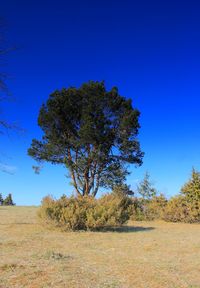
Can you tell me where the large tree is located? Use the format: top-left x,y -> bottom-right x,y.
28,81 -> 143,196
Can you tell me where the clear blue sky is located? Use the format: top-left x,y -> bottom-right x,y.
0,0 -> 200,205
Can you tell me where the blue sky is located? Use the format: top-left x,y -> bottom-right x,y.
0,0 -> 200,205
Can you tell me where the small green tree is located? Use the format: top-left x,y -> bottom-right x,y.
3,193 -> 15,206
137,172 -> 157,200
28,81 -> 143,197
0,193 -> 3,205
181,168 -> 200,203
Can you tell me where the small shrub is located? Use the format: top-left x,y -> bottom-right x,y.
38,193 -> 131,231
44,251 -> 73,260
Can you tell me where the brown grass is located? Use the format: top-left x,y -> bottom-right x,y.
0,206 -> 200,288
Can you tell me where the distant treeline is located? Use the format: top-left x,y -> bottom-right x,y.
0,193 -> 15,206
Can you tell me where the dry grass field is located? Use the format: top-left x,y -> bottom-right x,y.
0,206 -> 200,288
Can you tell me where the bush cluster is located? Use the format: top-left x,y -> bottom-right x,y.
163,196 -> 200,223
129,194 -> 167,221
162,169 -> 200,223
129,193 -> 200,224
38,193 -> 131,231
38,168 -> 200,229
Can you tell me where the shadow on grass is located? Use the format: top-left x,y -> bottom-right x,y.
97,225 -> 155,233
0,222 -> 35,225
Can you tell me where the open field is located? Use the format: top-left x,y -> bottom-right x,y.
0,206 -> 200,288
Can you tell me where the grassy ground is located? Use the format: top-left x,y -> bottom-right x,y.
0,206 -> 200,288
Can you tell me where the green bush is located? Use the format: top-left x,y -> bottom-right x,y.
86,193 -> 131,229
145,194 -> 168,220
162,169 -> 200,223
129,198 -> 146,221
163,196 -> 200,223
181,168 -> 200,202
130,194 -> 167,221
38,193 -> 131,231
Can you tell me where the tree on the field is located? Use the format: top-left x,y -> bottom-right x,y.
181,168 -> 200,203
28,81 -> 143,196
3,193 -> 15,205
137,172 -> 157,200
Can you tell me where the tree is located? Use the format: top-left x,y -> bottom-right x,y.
0,193 -> 3,205
137,172 -> 157,200
181,168 -> 200,203
3,193 -> 15,205
28,81 -> 143,196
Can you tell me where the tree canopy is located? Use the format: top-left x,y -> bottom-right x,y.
28,81 -> 143,196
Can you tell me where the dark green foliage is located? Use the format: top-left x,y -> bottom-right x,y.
3,193 -> 15,206
112,183 -> 134,196
137,172 -> 157,200
38,193 -> 132,231
0,193 -> 3,205
28,81 -> 143,196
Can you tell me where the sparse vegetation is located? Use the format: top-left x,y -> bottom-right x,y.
1,206 -> 200,288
